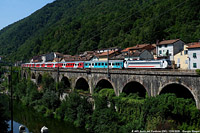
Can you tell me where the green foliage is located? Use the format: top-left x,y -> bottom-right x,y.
54,100 -> 68,120
12,72 -> 60,117
0,0 -> 199,61
196,69 -> 200,75
55,92 -> 93,128
42,89 -> 60,110
0,94 -> 9,133
41,73 -> 56,91
64,92 -> 81,122
88,108 -> 119,133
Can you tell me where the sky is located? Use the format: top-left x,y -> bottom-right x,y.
0,0 -> 55,30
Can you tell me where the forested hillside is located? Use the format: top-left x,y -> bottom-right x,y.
0,0 -> 199,61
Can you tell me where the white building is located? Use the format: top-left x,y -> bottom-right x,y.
187,42 -> 200,70
156,39 -> 185,61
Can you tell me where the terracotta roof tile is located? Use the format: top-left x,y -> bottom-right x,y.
121,44 -> 151,52
121,47 -> 134,52
157,39 -> 180,45
98,50 -> 116,56
187,42 -> 200,49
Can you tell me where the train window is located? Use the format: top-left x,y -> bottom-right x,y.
102,63 -> 104,65
98,63 -> 100,66
95,63 -> 97,66
105,63 -> 108,66
92,63 -> 94,66
109,63 -> 111,65
89,63 -> 91,66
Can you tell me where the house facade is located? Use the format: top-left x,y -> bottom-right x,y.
156,39 -> 185,61
121,44 -> 156,60
98,50 -> 120,61
124,50 -> 154,60
187,42 -> 200,70
174,44 -> 189,69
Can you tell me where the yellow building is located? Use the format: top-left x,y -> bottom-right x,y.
174,44 -> 189,69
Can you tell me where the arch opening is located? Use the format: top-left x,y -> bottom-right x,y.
95,79 -> 113,92
160,83 -> 195,101
31,73 -> 36,79
61,76 -> 70,89
122,81 -> 147,98
23,73 -> 26,79
37,74 -> 42,85
75,78 -> 89,92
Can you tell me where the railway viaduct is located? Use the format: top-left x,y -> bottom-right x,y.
22,68 -> 200,109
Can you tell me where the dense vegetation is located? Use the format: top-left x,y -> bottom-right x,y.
0,94 -> 9,133
1,68 -> 199,132
0,0 -> 199,62
0,67 -> 9,133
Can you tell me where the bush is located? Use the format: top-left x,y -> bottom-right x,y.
196,69 -> 200,75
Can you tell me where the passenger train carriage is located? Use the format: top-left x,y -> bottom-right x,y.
22,61 -> 84,69
84,60 -> 124,69
124,59 -> 171,69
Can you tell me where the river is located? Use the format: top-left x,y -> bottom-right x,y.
8,101 -> 88,133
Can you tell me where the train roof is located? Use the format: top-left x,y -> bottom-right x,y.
85,60 -> 123,63
126,59 -> 168,62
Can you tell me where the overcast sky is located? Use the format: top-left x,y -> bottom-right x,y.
0,0 -> 55,30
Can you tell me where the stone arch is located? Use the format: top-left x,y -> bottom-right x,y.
122,81 -> 147,98
31,73 -> 36,79
159,82 -> 197,106
95,78 -> 115,94
75,77 -> 89,92
37,74 -> 42,85
23,72 -> 26,79
61,76 -> 71,89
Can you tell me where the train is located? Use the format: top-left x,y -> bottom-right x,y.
21,59 -> 171,69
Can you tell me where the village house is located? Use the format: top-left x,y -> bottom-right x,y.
45,52 -> 63,62
174,44 -> 191,69
95,47 -> 120,54
187,42 -> 200,70
30,55 -> 42,63
98,50 -> 121,61
156,39 -> 185,61
121,44 -> 155,60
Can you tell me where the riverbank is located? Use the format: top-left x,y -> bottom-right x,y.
8,100 -> 88,133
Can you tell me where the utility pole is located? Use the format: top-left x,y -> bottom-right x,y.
57,58 -> 60,91
107,49 -> 110,79
7,65 -> 13,133
10,65 -> 13,133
